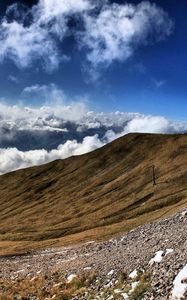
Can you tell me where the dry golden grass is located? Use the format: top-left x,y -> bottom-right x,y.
0,269 -> 151,300
1,133 -> 187,255
0,271 -> 97,300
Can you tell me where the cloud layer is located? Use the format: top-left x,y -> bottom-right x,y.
0,0 -> 173,73
0,135 -> 103,175
0,100 -> 186,175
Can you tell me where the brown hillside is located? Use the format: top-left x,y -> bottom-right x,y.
1,133 -> 187,255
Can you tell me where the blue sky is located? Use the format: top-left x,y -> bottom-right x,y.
0,0 -> 186,120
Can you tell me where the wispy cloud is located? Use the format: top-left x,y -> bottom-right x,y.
80,2 -> 173,69
0,0 -> 92,71
153,79 -> 167,88
21,84 -> 88,121
0,1 -> 173,75
8,75 -> 19,83
22,83 -> 66,104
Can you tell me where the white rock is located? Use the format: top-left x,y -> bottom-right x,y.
104,280 -> 113,288
122,293 -> 129,299
170,263 -> 187,300
107,296 -> 114,300
129,269 -> 138,279
66,274 -> 77,283
107,269 -> 114,276
149,250 -> 164,265
15,269 -> 25,274
84,266 -> 92,270
30,276 -> 37,282
181,210 -> 187,217
166,248 -> 174,255
114,288 -> 122,294
131,281 -> 139,292
53,282 -> 62,288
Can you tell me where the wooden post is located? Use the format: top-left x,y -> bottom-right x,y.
152,165 -> 156,186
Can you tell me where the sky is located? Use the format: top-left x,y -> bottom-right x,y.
0,0 -> 186,118
0,0 -> 187,174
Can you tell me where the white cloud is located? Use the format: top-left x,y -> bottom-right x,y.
0,20 -> 60,71
0,135 -> 103,174
0,0 -> 173,72
8,75 -> 19,83
123,115 -> 172,134
80,1 -> 173,70
0,99 -> 185,135
103,115 -> 183,144
153,79 -> 166,88
37,0 -> 93,27
22,84 -> 88,121
0,102 -> 88,128
22,83 -> 66,104
23,84 -> 50,94
0,0 -> 92,70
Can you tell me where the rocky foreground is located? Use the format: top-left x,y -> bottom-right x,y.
0,209 -> 187,300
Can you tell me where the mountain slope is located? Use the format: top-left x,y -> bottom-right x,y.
1,133 -> 187,254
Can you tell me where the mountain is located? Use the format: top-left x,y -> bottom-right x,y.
1,133 -> 187,255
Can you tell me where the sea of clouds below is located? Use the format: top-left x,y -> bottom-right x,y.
0,103 -> 186,175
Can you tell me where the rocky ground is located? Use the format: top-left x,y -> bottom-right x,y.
0,208 -> 187,300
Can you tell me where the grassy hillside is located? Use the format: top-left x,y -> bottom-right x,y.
1,133 -> 187,255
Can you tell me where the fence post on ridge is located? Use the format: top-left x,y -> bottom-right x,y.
152,165 -> 156,186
